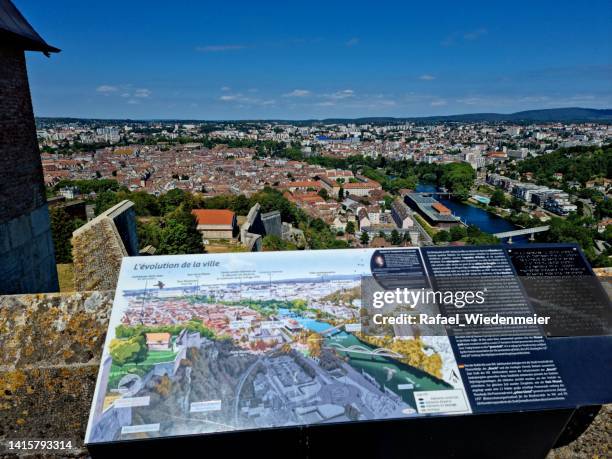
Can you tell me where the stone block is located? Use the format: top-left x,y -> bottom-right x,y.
29,203 -> 51,237
0,291 -> 113,456
0,222 -> 10,253
7,214 -> 32,248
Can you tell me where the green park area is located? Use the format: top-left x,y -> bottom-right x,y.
107,349 -> 178,390
105,319 -> 215,390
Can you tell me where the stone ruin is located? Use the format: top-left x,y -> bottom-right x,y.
239,203 -> 304,251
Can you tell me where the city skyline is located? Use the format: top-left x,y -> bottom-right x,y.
17,0 -> 612,119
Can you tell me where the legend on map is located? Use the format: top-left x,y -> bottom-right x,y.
414,390 -> 470,414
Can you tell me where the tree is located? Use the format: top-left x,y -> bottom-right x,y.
159,188 -> 187,214
109,335 -> 146,366
465,225 -> 499,245
130,191 -> 161,216
390,229 -> 402,245
345,221 -> 356,235
360,231 -> 370,245
137,220 -> 162,249
158,210 -> 204,254
310,218 -> 327,232
318,188 -> 329,200
49,207 -> 84,263
449,225 -> 468,241
489,189 -> 507,208
596,199 -> 612,218
94,190 -> 122,215
510,197 -> 523,212
338,187 -> 345,201
262,235 -> 289,251
54,178 -> 120,195
440,163 -> 476,201
433,230 -> 450,243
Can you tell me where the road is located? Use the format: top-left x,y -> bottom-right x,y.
233,356 -> 262,423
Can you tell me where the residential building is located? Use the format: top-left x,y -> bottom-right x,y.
192,209 -> 237,240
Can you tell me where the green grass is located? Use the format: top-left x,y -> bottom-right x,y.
56,264 -> 75,292
413,213 -> 437,238
475,184 -> 495,195
140,349 -> 177,364
107,350 -> 178,390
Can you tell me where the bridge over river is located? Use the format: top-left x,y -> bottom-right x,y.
493,225 -> 550,242
323,342 -> 404,359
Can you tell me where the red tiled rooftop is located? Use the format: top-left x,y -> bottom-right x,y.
191,209 -> 235,225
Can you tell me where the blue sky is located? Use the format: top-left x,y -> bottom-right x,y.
17,0 -> 612,120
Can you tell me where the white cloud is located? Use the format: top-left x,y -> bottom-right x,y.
97,85 -> 151,100
134,88 -> 151,98
284,89 -> 311,97
196,44 -> 246,52
345,37 -> 360,47
419,74 -> 436,81
221,86 -> 231,91
218,93 -> 273,106
442,27 -> 488,46
464,28 -> 487,41
430,99 -> 447,106
328,89 -> 354,100
127,99 -> 139,105
96,85 -> 118,94
457,97 -> 487,105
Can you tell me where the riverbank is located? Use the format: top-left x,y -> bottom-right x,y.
465,196 -> 512,220
416,183 -> 519,237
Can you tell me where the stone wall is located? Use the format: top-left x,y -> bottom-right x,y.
0,46 -> 47,222
0,291 -> 113,457
71,201 -> 137,292
104,201 -> 139,256
261,211 -> 282,238
0,204 -> 59,295
0,45 -> 59,295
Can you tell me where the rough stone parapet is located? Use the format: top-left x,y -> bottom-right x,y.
0,291 -> 113,457
71,200 -> 138,292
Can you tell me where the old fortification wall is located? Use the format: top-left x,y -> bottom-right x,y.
71,201 -> 137,291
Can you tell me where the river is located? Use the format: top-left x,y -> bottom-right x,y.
415,182 -> 522,239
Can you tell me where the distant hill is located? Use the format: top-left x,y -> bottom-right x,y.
318,108 -> 612,124
36,107 -> 612,125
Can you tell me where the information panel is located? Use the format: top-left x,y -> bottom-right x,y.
85,244 -> 611,445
